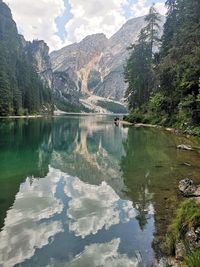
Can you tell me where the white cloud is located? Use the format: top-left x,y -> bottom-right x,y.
65,0 -> 128,43
6,0 -> 66,51
131,0 -> 167,18
4,0 -> 166,52
131,0 -> 149,17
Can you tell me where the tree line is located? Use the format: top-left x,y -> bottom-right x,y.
124,0 -> 200,135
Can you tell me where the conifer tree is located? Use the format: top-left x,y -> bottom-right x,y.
124,5 -> 161,110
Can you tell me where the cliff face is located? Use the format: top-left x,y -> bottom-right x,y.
26,40 -> 53,88
0,0 -> 53,116
50,16 -> 165,102
51,33 -> 108,94
25,40 -> 81,106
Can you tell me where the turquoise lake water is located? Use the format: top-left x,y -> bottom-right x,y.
0,116 -> 200,267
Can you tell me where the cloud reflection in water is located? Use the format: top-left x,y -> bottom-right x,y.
64,177 -> 137,238
50,238 -> 140,267
0,167 -> 154,267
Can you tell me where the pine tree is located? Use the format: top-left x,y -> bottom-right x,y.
143,4 -> 162,57
124,5 -> 161,110
158,0 -> 200,123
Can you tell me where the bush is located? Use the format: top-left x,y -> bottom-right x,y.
191,127 -> 200,137
149,92 -> 166,112
124,112 -> 144,123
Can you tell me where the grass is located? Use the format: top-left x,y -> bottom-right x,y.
165,200 -> 200,256
184,250 -> 200,267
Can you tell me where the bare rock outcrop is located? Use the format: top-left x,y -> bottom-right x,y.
178,178 -> 200,197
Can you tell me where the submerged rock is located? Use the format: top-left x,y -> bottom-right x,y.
177,144 -> 192,151
178,179 -> 200,197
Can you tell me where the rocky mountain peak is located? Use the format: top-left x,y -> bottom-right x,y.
79,33 -> 108,47
50,15 -> 165,102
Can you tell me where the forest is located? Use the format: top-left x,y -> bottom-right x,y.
0,0 -> 52,116
124,0 -> 200,136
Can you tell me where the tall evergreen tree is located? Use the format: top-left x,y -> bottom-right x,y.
124,5 -> 161,110
159,0 -> 200,123
143,4 -> 161,56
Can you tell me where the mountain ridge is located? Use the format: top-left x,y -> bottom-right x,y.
50,15 -> 165,104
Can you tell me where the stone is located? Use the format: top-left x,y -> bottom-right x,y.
178,179 -> 200,197
185,227 -> 199,250
179,179 -> 197,196
175,242 -> 185,261
177,144 -> 193,151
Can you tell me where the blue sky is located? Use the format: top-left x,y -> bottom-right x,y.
6,0 -> 166,51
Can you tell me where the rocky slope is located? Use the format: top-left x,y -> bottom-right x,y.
51,15 -> 165,102
51,33 -> 108,94
24,39 -> 81,107
25,40 -> 53,88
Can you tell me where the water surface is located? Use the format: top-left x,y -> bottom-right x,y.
0,116 -> 200,267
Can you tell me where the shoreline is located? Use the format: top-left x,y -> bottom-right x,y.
126,122 -> 196,137
0,115 -> 44,119
0,113 -> 128,119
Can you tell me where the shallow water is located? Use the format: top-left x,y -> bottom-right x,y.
0,116 -> 200,267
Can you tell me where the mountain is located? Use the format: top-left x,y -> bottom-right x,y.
0,0 -> 165,115
0,0 -> 52,116
50,15 -> 165,105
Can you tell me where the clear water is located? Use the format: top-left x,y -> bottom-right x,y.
0,116 -> 200,267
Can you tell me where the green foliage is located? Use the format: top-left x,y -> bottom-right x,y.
124,5 -> 161,110
54,95 -> 82,113
184,250 -> 200,267
97,100 -> 127,114
191,127 -> 200,137
0,1 -> 52,116
54,94 -> 90,113
165,199 -> 200,255
124,0 -> 200,133
149,92 -> 166,112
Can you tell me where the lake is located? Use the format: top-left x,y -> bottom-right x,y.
0,116 -> 200,267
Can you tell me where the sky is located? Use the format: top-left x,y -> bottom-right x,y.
5,0 -> 167,51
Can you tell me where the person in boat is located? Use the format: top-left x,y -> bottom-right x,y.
114,117 -> 120,126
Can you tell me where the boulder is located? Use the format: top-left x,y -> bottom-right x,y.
177,144 -> 192,151
185,227 -> 199,250
175,242 -> 185,261
178,179 -> 200,197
